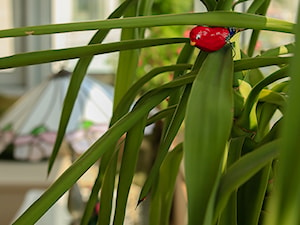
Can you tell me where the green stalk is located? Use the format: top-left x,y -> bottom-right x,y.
234,57 -> 291,72
264,2 -> 300,224
237,66 -> 289,130
258,89 -> 287,111
149,143 -> 183,225
247,0 -> 267,14
247,0 -> 271,57
201,0 -> 217,11
146,105 -> 177,125
215,0 -> 234,11
138,0 -> 154,37
162,44 -> 196,138
259,42 -> 295,57
254,103 -> 278,142
114,1 -> 140,108
97,150 -> 119,225
258,118 -> 282,147
237,163 -> 272,225
218,137 -> 245,225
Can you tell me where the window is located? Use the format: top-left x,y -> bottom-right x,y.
0,0 -> 18,94
0,0 -> 52,95
52,0 -> 119,74
0,0 -> 118,96
0,0 -> 14,58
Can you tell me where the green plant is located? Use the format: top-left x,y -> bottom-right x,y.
1,0 -> 300,224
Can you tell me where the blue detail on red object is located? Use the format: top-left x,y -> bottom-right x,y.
189,26 -> 242,52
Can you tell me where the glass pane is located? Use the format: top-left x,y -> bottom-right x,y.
73,0 -> 101,21
0,0 -> 14,58
52,0 -> 119,74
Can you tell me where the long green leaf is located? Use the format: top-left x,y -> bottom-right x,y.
113,64 -> 192,124
254,103 -> 278,142
49,0 -> 136,176
113,114 -> 148,225
218,137 -> 245,225
264,2 -> 300,224
201,0 -> 217,11
260,42 -> 295,57
0,38 -> 188,69
258,89 -> 287,110
237,66 -> 289,130
234,57 -> 291,72
184,46 -> 234,225
137,46 -> 197,205
247,0 -> 267,14
114,2 -> 140,108
149,143 -> 183,225
97,4 -> 143,223
138,84 -> 191,204
97,149 -> 119,225
0,12 -> 294,38
162,44 -> 197,140
247,0 -> 271,56
99,64 -> 190,224
113,64 -> 191,122
9,102 -> 147,224
215,0 -> 234,11
146,105 -> 177,125
214,139 -> 280,223
12,81 -> 181,225
237,163 -> 272,225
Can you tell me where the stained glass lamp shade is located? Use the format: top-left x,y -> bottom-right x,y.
0,70 -> 114,161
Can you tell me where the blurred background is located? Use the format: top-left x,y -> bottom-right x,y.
0,0 -> 297,224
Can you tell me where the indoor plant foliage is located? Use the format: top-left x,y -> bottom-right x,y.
0,0 -> 299,224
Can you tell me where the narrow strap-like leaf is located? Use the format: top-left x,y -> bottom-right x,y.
47,0 -> 137,174
0,38 -> 188,69
214,139 -> 280,223
184,46 -> 234,225
12,80 -> 178,225
0,12 -> 294,38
